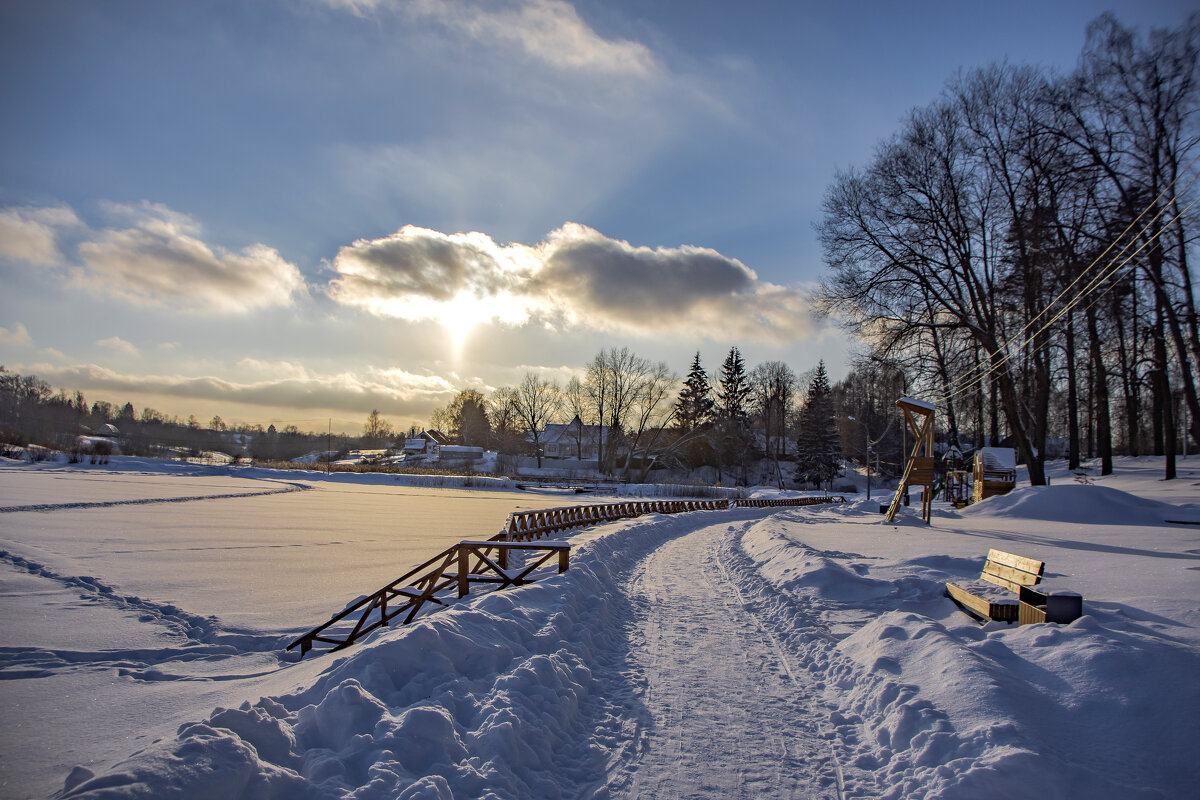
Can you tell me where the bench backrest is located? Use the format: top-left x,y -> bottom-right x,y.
980,548 -> 1044,592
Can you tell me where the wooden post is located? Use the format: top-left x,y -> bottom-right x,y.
457,545 -> 469,598
885,397 -> 937,524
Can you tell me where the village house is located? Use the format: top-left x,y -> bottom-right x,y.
538,416 -> 610,460
403,429 -> 450,456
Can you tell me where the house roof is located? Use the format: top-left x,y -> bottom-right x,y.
419,429 -> 450,445
540,416 -> 608,443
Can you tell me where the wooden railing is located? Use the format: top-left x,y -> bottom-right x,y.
503,498 -> 729,541
734,496 -> 845,508
287,494 -> 843,656
286,536 -> 569,656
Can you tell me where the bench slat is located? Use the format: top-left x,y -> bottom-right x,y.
982,561 -> 1043,591
986,548 -> 1044,576
946,582 -> 992,619
948,549 -> 1044,623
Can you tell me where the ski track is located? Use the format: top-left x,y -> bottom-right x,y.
0,479 -> 311,513
608,517 -> 851,800
0,549 -> 283,681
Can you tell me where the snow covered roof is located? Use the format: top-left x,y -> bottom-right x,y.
896,396 -> 936,412
977,446 -> 1016,471
541,416 -> 608,444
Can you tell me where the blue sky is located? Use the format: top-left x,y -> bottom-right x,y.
0,0 -> 1192,433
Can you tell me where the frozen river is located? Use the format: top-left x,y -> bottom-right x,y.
0,460 -> 610,634
0,458 -> 620,797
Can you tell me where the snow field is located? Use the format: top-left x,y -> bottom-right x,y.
58,511 -> 726,799
2,455 -> 1198,798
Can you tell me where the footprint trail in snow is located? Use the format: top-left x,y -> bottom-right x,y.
611,519 -> 847,799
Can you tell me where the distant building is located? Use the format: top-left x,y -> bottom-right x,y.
438,445 -> 484,464
539,416 -> 609,460
404,430 -> 450,455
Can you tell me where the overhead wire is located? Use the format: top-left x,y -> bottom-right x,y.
936,185 -> 1200,408
922,152 -> 1200,410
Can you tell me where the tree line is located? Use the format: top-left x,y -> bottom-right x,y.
0,366 -> 350,462
1,349 -> 851,487
817,13 -> 1200,483
421,346 -> 845,487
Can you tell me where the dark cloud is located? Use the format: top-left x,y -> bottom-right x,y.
327,222 -> 815,343
536,223 -> 762,328
330,227 -> 521,308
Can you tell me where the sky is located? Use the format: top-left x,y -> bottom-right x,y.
1,0 -> 1194,435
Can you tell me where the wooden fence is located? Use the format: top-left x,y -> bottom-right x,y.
503,498 -> 730,541
286,536 -> 569,656
735,496 -> 845,508
287,494 -> 842,657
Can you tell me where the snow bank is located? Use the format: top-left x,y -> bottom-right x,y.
961,482 -> 1195,525
736,505 -> 1200,799
59,512 -> 703,799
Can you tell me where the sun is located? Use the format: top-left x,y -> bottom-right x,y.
434,294 -> 483,355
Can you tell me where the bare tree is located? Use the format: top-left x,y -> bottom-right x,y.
750,360 -> 797,461
488,386 -> 523,455
512,373 -> 562,468
586,347 -> 651,474
561,375 -> 592,459
621,360 -> 679,480
362,409 -> 393,445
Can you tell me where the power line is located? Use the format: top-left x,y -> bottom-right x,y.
936,188 -> 1200,409
925,154 -> 1200,410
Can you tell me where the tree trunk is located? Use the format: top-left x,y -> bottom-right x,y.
1086,304 -> 1113,475
1065,307 -> 1081,470
1155,299 -> 1177,480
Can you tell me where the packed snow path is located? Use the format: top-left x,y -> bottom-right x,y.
610,518 -> 848,799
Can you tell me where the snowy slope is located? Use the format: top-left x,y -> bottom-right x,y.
1,456 -> 1198,798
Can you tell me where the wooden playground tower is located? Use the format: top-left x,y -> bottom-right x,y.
884,397 -> 936,524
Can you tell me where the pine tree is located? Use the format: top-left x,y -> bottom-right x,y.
717,347 -> 750,422
716,347 -> 754,481
795,360 -> 841,488
675,352 -> 714,432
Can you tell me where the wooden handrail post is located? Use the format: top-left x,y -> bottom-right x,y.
457,546 -> 469,598
558,547 -> 569,573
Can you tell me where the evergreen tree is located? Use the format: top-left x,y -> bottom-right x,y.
675,352 -> 714,431
716,347 -> 754,481
794,360 -> 841,488
717,347 -> 751,422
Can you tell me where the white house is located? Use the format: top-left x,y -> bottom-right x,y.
538,416 -> 609,460
404,430 -> 450,454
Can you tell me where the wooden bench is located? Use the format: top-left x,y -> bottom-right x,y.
945,548 -> 1044,622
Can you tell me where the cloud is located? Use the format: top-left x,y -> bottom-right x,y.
76,205 -> 307,313
1,201 -> 308,314
0,205 -> 81,265
236,358 -> 312,381
322,0 -> 656,77
0,322 -> 33,345
411,0 -> 657,77
95,336 -> 139,355
322,0 -> 716,241
33,363 -> 460,418
328,226 -> 537,324
327,223 -> 816,343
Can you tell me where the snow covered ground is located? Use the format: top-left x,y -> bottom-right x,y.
1,455 -> 1198,798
